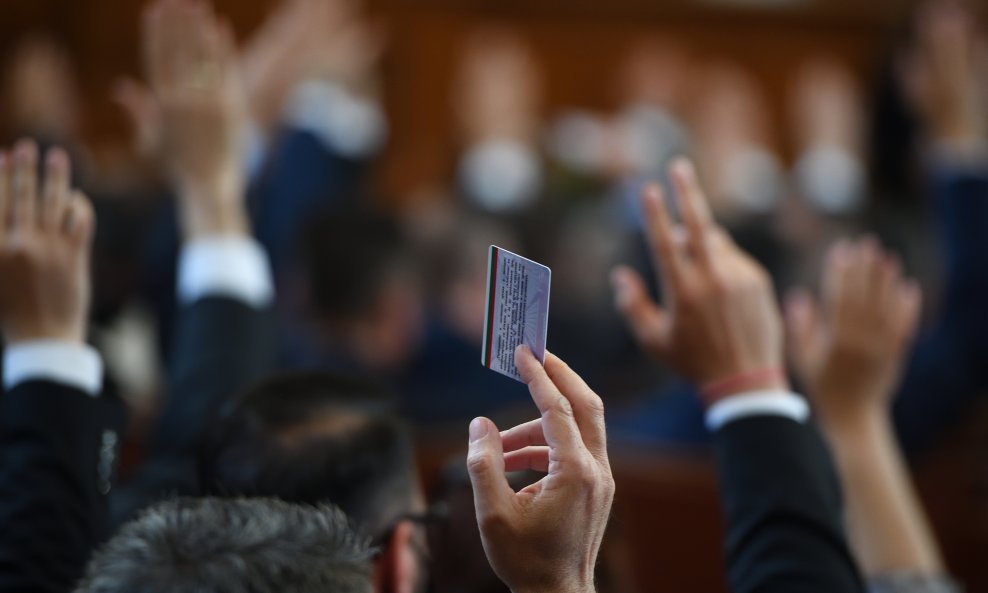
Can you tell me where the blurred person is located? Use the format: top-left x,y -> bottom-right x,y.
0,139 -> 124,592
611,160 -> 865,592
454,28 -> 544,214
787,238 -> 961,593
690,63 -> 785,222
115,0 -> 387,369
108,0 -> 278,523
298,208 -> 427,376
3,35 -> 81,146
78,498 -> 375,593
401,207 -> 532,426
888,0 -> 988,454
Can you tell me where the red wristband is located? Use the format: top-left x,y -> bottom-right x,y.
700,367 -> 787,402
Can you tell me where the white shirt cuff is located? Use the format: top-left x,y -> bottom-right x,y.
705,390 -> 810,432
283,80 -> 387,159
177,236 -> 274,308
3,340 -> 103,397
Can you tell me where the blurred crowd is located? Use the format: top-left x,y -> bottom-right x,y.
0,0 -> 986,591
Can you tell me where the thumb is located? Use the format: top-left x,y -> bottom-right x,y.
466,417 -> 513,524
611,265 -> 669,354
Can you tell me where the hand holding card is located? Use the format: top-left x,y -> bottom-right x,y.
482,245 -> 551,382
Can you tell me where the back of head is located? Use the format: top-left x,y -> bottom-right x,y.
200,372 -> 419,538
77,497 -> 373,593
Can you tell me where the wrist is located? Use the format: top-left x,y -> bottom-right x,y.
178,181 -> 249,240
4,321 -> 86,346
700,366 -> 789,405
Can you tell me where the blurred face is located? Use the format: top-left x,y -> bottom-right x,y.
367,268 -> 426,371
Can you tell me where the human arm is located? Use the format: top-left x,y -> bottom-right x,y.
611,159 -> 864,593
466,347 -> 615,593
0,139 -> 124,591
110,0 -> 277,526
787,238 -> 957,589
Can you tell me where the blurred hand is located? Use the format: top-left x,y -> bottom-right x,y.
0,140 -> 95,344
241,0 -> 384,134
786,238 -> 922,426
900,1 -> 988,151
611,159 -> 787,402
142,0 -> 248,239
467,347 -> 614,593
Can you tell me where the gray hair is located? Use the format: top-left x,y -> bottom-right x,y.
77,497 -> 375,593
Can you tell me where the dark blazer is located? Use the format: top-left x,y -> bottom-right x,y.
712,415 -> 865,593
0,380 -> 124,593
110,296 -> 276,527
893,166 -> 988,455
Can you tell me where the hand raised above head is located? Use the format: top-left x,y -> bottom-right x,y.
0,139 -> 95,345
785,237 -> 922,426
466,347 -> 614,593
141,0 -> 249,239
611,158 -> 787,404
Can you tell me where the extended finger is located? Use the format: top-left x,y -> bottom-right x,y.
544,351 -> 608,460
515,345 -> 585,456
466,417 -> 514,524
504,446 -> 550,473
500,418 -> 547,453
641,183 -> 684,294
669,158 -> 715,266
42,147 -> 71,231
11,139 -> 38,229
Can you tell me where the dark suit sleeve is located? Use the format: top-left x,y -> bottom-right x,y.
110,296 -> 276,525
711,416 -> 865,593
893,167 -> 988,454
0,381 -> 125,593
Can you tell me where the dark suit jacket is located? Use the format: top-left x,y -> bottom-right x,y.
110,296 -> 276,527
0,380 -> 124,593
712,415 -> 865,593
893,166 -> 988,455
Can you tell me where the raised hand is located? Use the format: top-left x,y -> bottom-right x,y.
785,238 -> 922,426
142,0 -> 248,239
0,140 -> 95,344
466,347 -> 614,593
611,159 -> 786,402
900,1 -> 988,152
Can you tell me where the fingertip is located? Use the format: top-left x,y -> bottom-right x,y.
469,416 -> 493,443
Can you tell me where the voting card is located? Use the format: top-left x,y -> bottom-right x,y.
482,245 -> 551,382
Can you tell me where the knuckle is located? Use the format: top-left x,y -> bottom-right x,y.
466,450 -> 494,476
550,395 -> 574,419
585,393 -> 606,418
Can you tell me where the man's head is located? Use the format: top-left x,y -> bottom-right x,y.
201,372 -> 419,537
77,497 -> 373,593
303,210 -> 425,372
199,372 -> 427,593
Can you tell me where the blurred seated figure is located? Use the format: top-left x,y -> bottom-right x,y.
2,34 -> 81,147
297,209 -> 426,376
454,28 -> 544,215
77,498 -> 375,593
401,206 -> 532,426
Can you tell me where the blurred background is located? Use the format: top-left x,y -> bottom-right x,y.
3,0 -> 988,591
